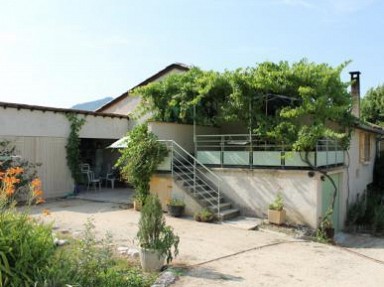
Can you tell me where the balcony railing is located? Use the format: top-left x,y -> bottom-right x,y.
195,134 -> 345,169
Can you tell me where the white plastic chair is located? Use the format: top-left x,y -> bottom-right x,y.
80,163 -> 91,173
105,172 -> 116,189
86,171 -> 101,191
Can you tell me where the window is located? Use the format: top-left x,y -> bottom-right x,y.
359,132 -> 371,163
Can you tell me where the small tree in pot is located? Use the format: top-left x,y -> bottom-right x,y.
268,193 -> 286,225
137,195 -> 180,272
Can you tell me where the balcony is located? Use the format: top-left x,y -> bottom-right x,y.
195,134 -> 345,169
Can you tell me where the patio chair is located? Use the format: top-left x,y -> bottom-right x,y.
80,163 -> 91,173
105,172 -> 116,189
86,171 -> 101,191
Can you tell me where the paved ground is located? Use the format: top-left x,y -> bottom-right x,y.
31,198 -> 384,287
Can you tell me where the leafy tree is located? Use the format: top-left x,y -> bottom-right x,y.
133,67 -> 231,126
361,84 -> 384,126
115,124 -> 168,205
133,59 -> 353,151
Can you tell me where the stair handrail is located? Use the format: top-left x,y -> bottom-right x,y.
158,140 -> 222,217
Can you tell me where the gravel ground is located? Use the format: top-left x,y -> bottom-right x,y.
31,199 -> 384,287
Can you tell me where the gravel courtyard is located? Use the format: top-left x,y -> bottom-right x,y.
31,198 -> 384,287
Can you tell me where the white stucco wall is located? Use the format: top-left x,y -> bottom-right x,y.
148,121 -> 220,153
2,136 -> 73,198
210,168 -> 322,228
0,107 -> 129,139
347,129 -> 376,202
100,96 -> 141,115
0,106 -> 130,198
100,67 -> 186,115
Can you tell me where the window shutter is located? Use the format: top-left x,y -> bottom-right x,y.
359,132 -> 364,162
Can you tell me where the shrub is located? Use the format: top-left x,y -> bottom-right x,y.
36,219 -> 155,287
0,159 -> 50,286
167,198 -> 185,207
346,187 -> 384,234
0,140 -> 41,203
373,205 -> 384,233
194,208 -> 217,223
0,211 -> 55,286
269,193 -> 284,211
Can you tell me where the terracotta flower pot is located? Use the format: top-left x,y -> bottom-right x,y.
268,209 -> 286,225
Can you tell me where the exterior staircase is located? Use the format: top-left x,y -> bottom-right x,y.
160,140 -> 240,220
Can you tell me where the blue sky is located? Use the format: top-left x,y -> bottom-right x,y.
1,0 -> 383,108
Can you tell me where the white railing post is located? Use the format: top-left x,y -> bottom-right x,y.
170,141 -> 174,179
193,155 -> 196,196
217,179 -> 221,219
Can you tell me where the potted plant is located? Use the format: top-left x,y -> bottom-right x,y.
167,198 -> 185,217
268,193 -> 286,225
318,209 -> 335,241
137,195 -> 180,272
115,124 -> 168,210
194,208 -> 217,223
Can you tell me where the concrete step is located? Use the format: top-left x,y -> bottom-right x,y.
219,208 -> 240,221
210,202 -> 232,212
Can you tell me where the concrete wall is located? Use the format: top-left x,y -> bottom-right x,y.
210,168 -> 322,228
347,129 -> 376,202
219,121 -> 249,134
0,106 -> 130,198
148,121 -> 220,153
0,107 -> 129,139
149,173 -> 172,211
150,173 -> 202,216
2,136 -> 73,198
101,67 -> 186,115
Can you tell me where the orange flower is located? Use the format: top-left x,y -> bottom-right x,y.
31,178 -> 42,189
1,169 -> 20,197
9,166 -> 23,175
31,177 -> 44,204
36,197 -> 46,204
5,186 -> 15,196
42,208 -> 51,216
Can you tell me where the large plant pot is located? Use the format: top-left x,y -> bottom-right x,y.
167,205 -> 185,217
139,248 -> 166,272
268,209 -> 286,225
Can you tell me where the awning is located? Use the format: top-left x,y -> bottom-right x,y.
107,136 -> 130,149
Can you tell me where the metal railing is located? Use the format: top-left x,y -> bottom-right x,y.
195,134 -> 345,168
158,140 -> 222,217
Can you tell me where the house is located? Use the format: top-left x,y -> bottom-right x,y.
0,102 -> 130,198
101,63 -> 384,230
96,63 -> 189,116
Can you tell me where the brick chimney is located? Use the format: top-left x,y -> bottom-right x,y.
350,71 -> 361,118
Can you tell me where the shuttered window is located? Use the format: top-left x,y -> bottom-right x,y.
359,132 -> 371,163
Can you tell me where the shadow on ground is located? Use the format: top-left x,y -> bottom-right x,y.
335,232 -> 384,249
177,266 -> 244,282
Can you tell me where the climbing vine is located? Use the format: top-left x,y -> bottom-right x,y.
133,59 -> 354,151
66,114 -> 85,185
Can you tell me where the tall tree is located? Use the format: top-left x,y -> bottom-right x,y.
361,84 -> 384,126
